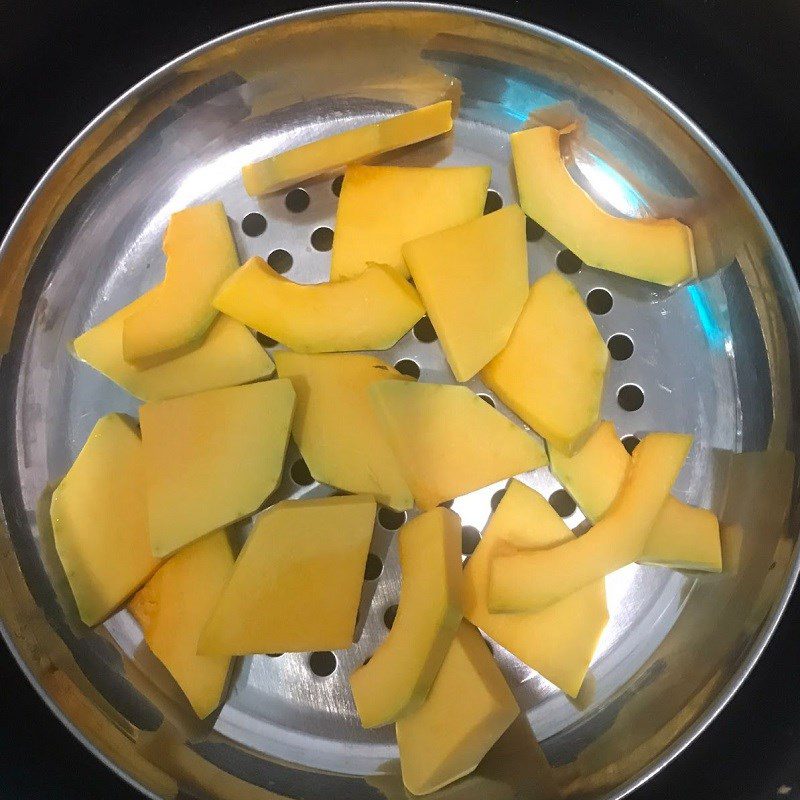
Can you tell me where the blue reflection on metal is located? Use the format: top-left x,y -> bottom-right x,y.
687,283 -> 725,349
499,78 -> 555,122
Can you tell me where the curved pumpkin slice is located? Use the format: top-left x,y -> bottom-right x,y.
242,101 -> 454,196
550,420 -> 721,571
463,480 -> 607,698
129,529 -> 234,718
122,201 -> 239,363
73,294 -> 273,402
50,414 -> 159,626
512,126 -> 695,285
213,257 -> 424,353
488,432 -> 692,612
349,507 -> 462,728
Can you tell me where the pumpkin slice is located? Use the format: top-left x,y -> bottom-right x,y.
330,165 -> 491,280
463,480 -> 607,697
482,272 -> 607,453
349,508 -> 462,728
550,421 -> 721,571
50,414 -> 159,626
140,380 -> 295,557
403,205 -> 528,381
199,496 -> 376,654
74,298 -> 273,401
370,381 -> 547,510
489,432 -> 692,612
214,258 -> 423,353
123,202 -> 239,362
129,529 -> 234,718
512,126 -> 695,285
396,622 -> 519,795
275,352 -> 413,510
242,101 -> 454,195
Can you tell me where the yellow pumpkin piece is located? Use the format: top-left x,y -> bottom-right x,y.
213,258 -> 423,353
396,622 -> 519,796
720,523 -> 744,575
73,296 -> 273,402
489,432 -> 693,612
403,205 -> 529,381
463,480 -> 607,697
511,126 -> 697,286
330,165 -> 491,280
242,101 -> 454,195
123,201 -> 239,363
50,414 -> 159,626
548,420 -> 629,523
349,508 -> 462,728
482,272 -> 607,454
140,380 -> 295,557
369,714 -> 560,800
640,501 -> 721,571
129,530 -> 234,718
199,495 -> 376,654
512,126 -> 696,286
550,421 -> 721,571
274,352 -> 413,510
370,382 -> 547,511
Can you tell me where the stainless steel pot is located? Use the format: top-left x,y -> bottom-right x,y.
0,4 -> 797,799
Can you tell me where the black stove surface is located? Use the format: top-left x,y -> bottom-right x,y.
1,1 -> 798,798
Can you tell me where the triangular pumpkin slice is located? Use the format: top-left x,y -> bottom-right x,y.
349,508 -> 462,728
199,495 -> 376,654
370,381 -> 546,510
396,622 -> 519,795
129,529 -> 234,718
463,479 -> 607,697
330,165 -> 491,280
403,205 -> 529,381
140,380 -> 295,557
74,296 -> 273,401
275,352 -> 413,510
123,201 -> 239,362
50,414 -> 160,626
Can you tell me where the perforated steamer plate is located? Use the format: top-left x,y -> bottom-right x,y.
1,5 -> 799,800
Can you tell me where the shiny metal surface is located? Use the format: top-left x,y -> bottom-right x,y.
0,5 -> 798,800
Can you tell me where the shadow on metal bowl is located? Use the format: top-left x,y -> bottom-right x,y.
0,4 -> 798,799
